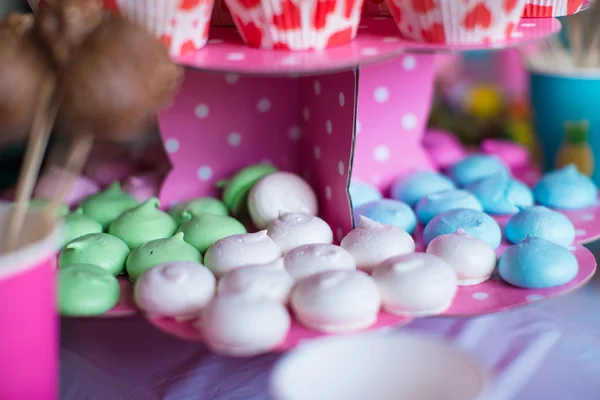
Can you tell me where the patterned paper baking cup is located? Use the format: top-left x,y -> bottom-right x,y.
386,0 -> 528,45
224,0 -> 366,51
28,0 -> 119,13
212,0 -> 235,26
363,0 -> 391,16
522,0 -> 585,17
113,0 -> 215,56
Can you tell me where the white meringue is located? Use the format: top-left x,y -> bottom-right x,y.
134,261 -> 216,320
290,270 -> 381,333
199,294 -> 291,357
340,216 -> 415,272
218,258 -> 294,303
284,243 -> 356,281
248,172 -> 318,229
266,212 -> 333,254
426,229 -> 497,286
204,231 -> 282,277
372,253 -> 458,317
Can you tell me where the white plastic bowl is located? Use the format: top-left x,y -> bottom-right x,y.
270,333 -> 488,400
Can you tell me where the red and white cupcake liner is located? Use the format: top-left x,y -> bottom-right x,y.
363,0 -> 391,16
212,0 -> 236,26
28,0 -> 120,13
522,0 -> 585,17
113,0 -> 215,56
385,0 -> 528,45
224,0 -> 366,51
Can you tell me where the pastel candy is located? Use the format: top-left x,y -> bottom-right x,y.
533,164 -> 597,209
498,237 -> 579,289
372,253 -> 457,316
80,182 -> 139,229
169,197 -> 229,226
126,232 -> 202,282
109,198 -> 177,249
423,208 -> 502,249
204,231 -> 282,277
505,206 -> 575,247
480,139 -> 529,169
416,189 -> 482,225
62,208 -> 103,245
58,264 -> 120,316
134,261 -> 216,320
266,212 -> 333,254
426,229 -> 497,286
219,163 -> 278,215
58,233 -> 130,275
340,216 -> 415,272
349,179 -> 382,209
354,199 -> 417,234
466,174 -> 533,215
391,170 -> 455,207
450,154 -> 509,187
177,212 -> 247,253
248,172 -> 318,230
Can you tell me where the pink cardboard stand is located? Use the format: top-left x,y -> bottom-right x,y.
151,17 -> 566,350
0,203 -> 62,400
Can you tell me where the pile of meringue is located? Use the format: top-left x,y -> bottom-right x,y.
134,212 -> 497,357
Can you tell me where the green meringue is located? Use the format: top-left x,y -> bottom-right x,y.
80,182 -> 139,229
169,197 -> 229,225
108,197 -> 177,248
58,233 -> 130,275
217,163 -> 277,215
177,212 -> 247,253
63,208 -> 103,246
58,264 -> 121,316
125,232 -> 202,281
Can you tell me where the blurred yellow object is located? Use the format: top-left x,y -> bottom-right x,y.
556,120 -> 594,176
506,118 -> 541,162
464,84 -> 503,120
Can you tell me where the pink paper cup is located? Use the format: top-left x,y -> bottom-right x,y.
0,202 -> 62,400
225,0 -> 366,50
111,0 -> 216,56
270,333 -> 489,400
522,0 -> 585,17
386,0 -> 527,44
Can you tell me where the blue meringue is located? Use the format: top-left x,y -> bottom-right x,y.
423,208 -> 502,249
349,180 -> 383,209
354,199 -> 417,234
533,164 -> 597,209
498,236 -> 578,289
416,189 -> 483,225
391,170 -> 456,207
450,154 -> 509,187
505,206 -> 575,247
466,174 -> 534,215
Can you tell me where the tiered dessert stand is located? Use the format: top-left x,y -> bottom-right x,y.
94,15 -> 597,350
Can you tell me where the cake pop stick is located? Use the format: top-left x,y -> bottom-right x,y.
2,78 -> 58,252
44,133 -> 94,220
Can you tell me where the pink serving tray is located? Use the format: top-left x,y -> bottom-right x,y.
144,242 -> 595,350
174,17 -> 561,75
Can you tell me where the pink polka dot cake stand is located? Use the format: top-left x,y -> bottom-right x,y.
174,17 -> 560,75
441,244 -> 596,316
145,311 -> 413,351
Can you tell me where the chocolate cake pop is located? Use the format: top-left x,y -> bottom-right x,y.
0,13 -> 54,144
37,0 -> 182,143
